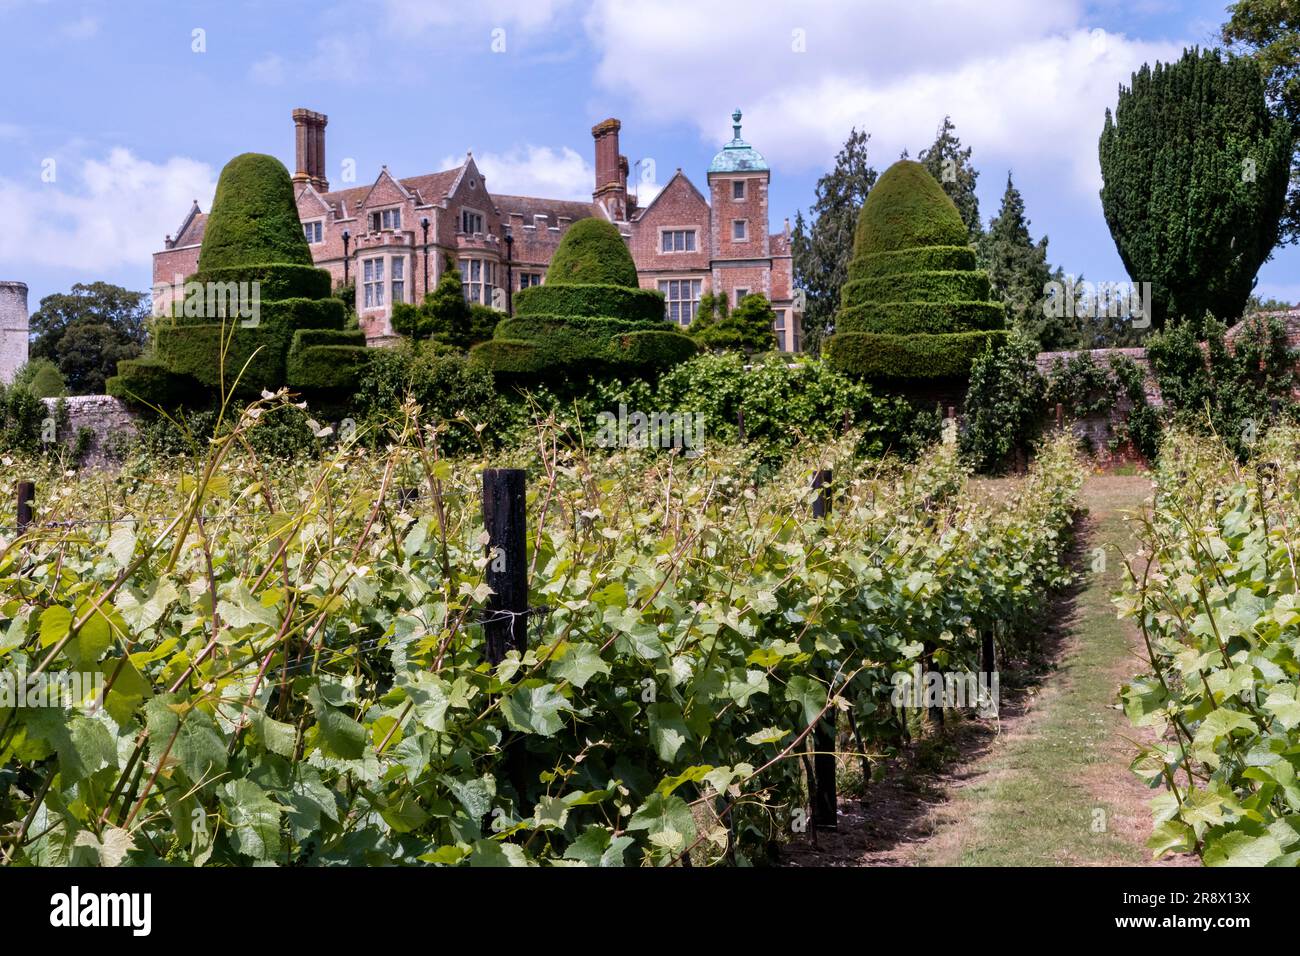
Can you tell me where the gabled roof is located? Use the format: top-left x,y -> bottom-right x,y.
631,168 -> 709,220
295,183 -> 334,217
317,166 -> 464,219
171,200 -> 205,246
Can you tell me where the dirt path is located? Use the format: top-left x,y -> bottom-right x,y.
783,474 -> 1194,867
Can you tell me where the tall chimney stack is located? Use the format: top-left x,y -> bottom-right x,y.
292,108 -> 329,192
591,118 -> 626,221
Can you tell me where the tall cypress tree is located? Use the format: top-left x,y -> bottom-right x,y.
791,128 -> 878,355
1099,47 -> 1291,329
918,116 -> 982,244
980,174 -> 1060,349
1223,0 -> 1300,243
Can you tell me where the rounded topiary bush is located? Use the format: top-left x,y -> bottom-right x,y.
543,218 -> 640,288
826,159 -> 1006,380
198,153 -> 316,272
473,217 -> 695,379
108,152 -> 369,406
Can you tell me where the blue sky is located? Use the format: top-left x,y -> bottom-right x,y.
2,0 -> 1295,311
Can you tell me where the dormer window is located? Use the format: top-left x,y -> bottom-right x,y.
732,180 -> 746,200
369,208 -> 401,231
461,209 -> 484,235
303,220 -> 323,244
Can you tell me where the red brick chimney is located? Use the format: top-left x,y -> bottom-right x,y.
292,108 -> 329,192
591,118 -> 626,221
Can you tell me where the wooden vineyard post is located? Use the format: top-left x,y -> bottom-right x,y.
16,480 -> 34,533
737,408 -> 746,444
1056,403 -> 1064,429
481,468 -> 528,665
810,469 -> 837,829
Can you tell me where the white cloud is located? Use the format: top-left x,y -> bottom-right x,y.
583,0 -> 1185,195
0,149 -> 217,273
249,54 -> 286,86
442,145 -> 594,200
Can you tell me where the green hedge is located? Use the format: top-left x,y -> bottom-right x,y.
544,218 -> 639,287
512,283 -> 665,324
851,160 -> 969,256
105,359 -> 191,409
494,314 -> 647,341
834,300 -> 1007,336
287,344 -> 371,390
472,326 -> 694,376
468,339 -> 543,374
183,263 -> 333,303
154,323 -> 284,392
824,330 -> 1008,379
840,270 -> 993,309
198,153 -> 314,271
608,329 -> 699,369
170,295 -> 345,330
291,328 -> 367,351
847,245 -> 977,281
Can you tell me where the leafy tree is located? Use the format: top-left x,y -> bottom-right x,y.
394,260 -> 468,343
689,292 -> 777,354
959,334 -> 1045,474
917,116 -> 982,244
1099,48 -> 1291,329
1245,293 -> 1296,312
16,359 -> 67,398
30,282 -> 147,394
979,174 -> 1060,348
393,260 -> 505,350
1223,0 -> 1300,243
791,129 -> 878,355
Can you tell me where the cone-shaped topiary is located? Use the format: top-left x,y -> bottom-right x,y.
108,153 -> 368,406
472,218 -> 695,379
198,153 -> 316,272
825,160 -> 1007,379
544,217 -> 641,288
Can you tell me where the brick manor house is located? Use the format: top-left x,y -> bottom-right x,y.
154,108 -> 802,351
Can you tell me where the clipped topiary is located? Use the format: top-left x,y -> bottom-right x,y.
198,153 -> 316,272
826,159 -> 1006,380
544,217 -> 640,287
109,153 -> 370,405
472,218 -> 695,379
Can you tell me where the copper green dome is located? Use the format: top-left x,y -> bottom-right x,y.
708,109 -> 769,174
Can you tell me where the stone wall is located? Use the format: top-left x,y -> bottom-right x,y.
41,395 -> 139,469
1035,347 -> 1160,462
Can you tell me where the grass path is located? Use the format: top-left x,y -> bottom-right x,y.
909,474 -> 1167,866
781,474 -> 1193,868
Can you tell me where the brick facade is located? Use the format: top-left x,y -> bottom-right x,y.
154,109 -> 803,351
